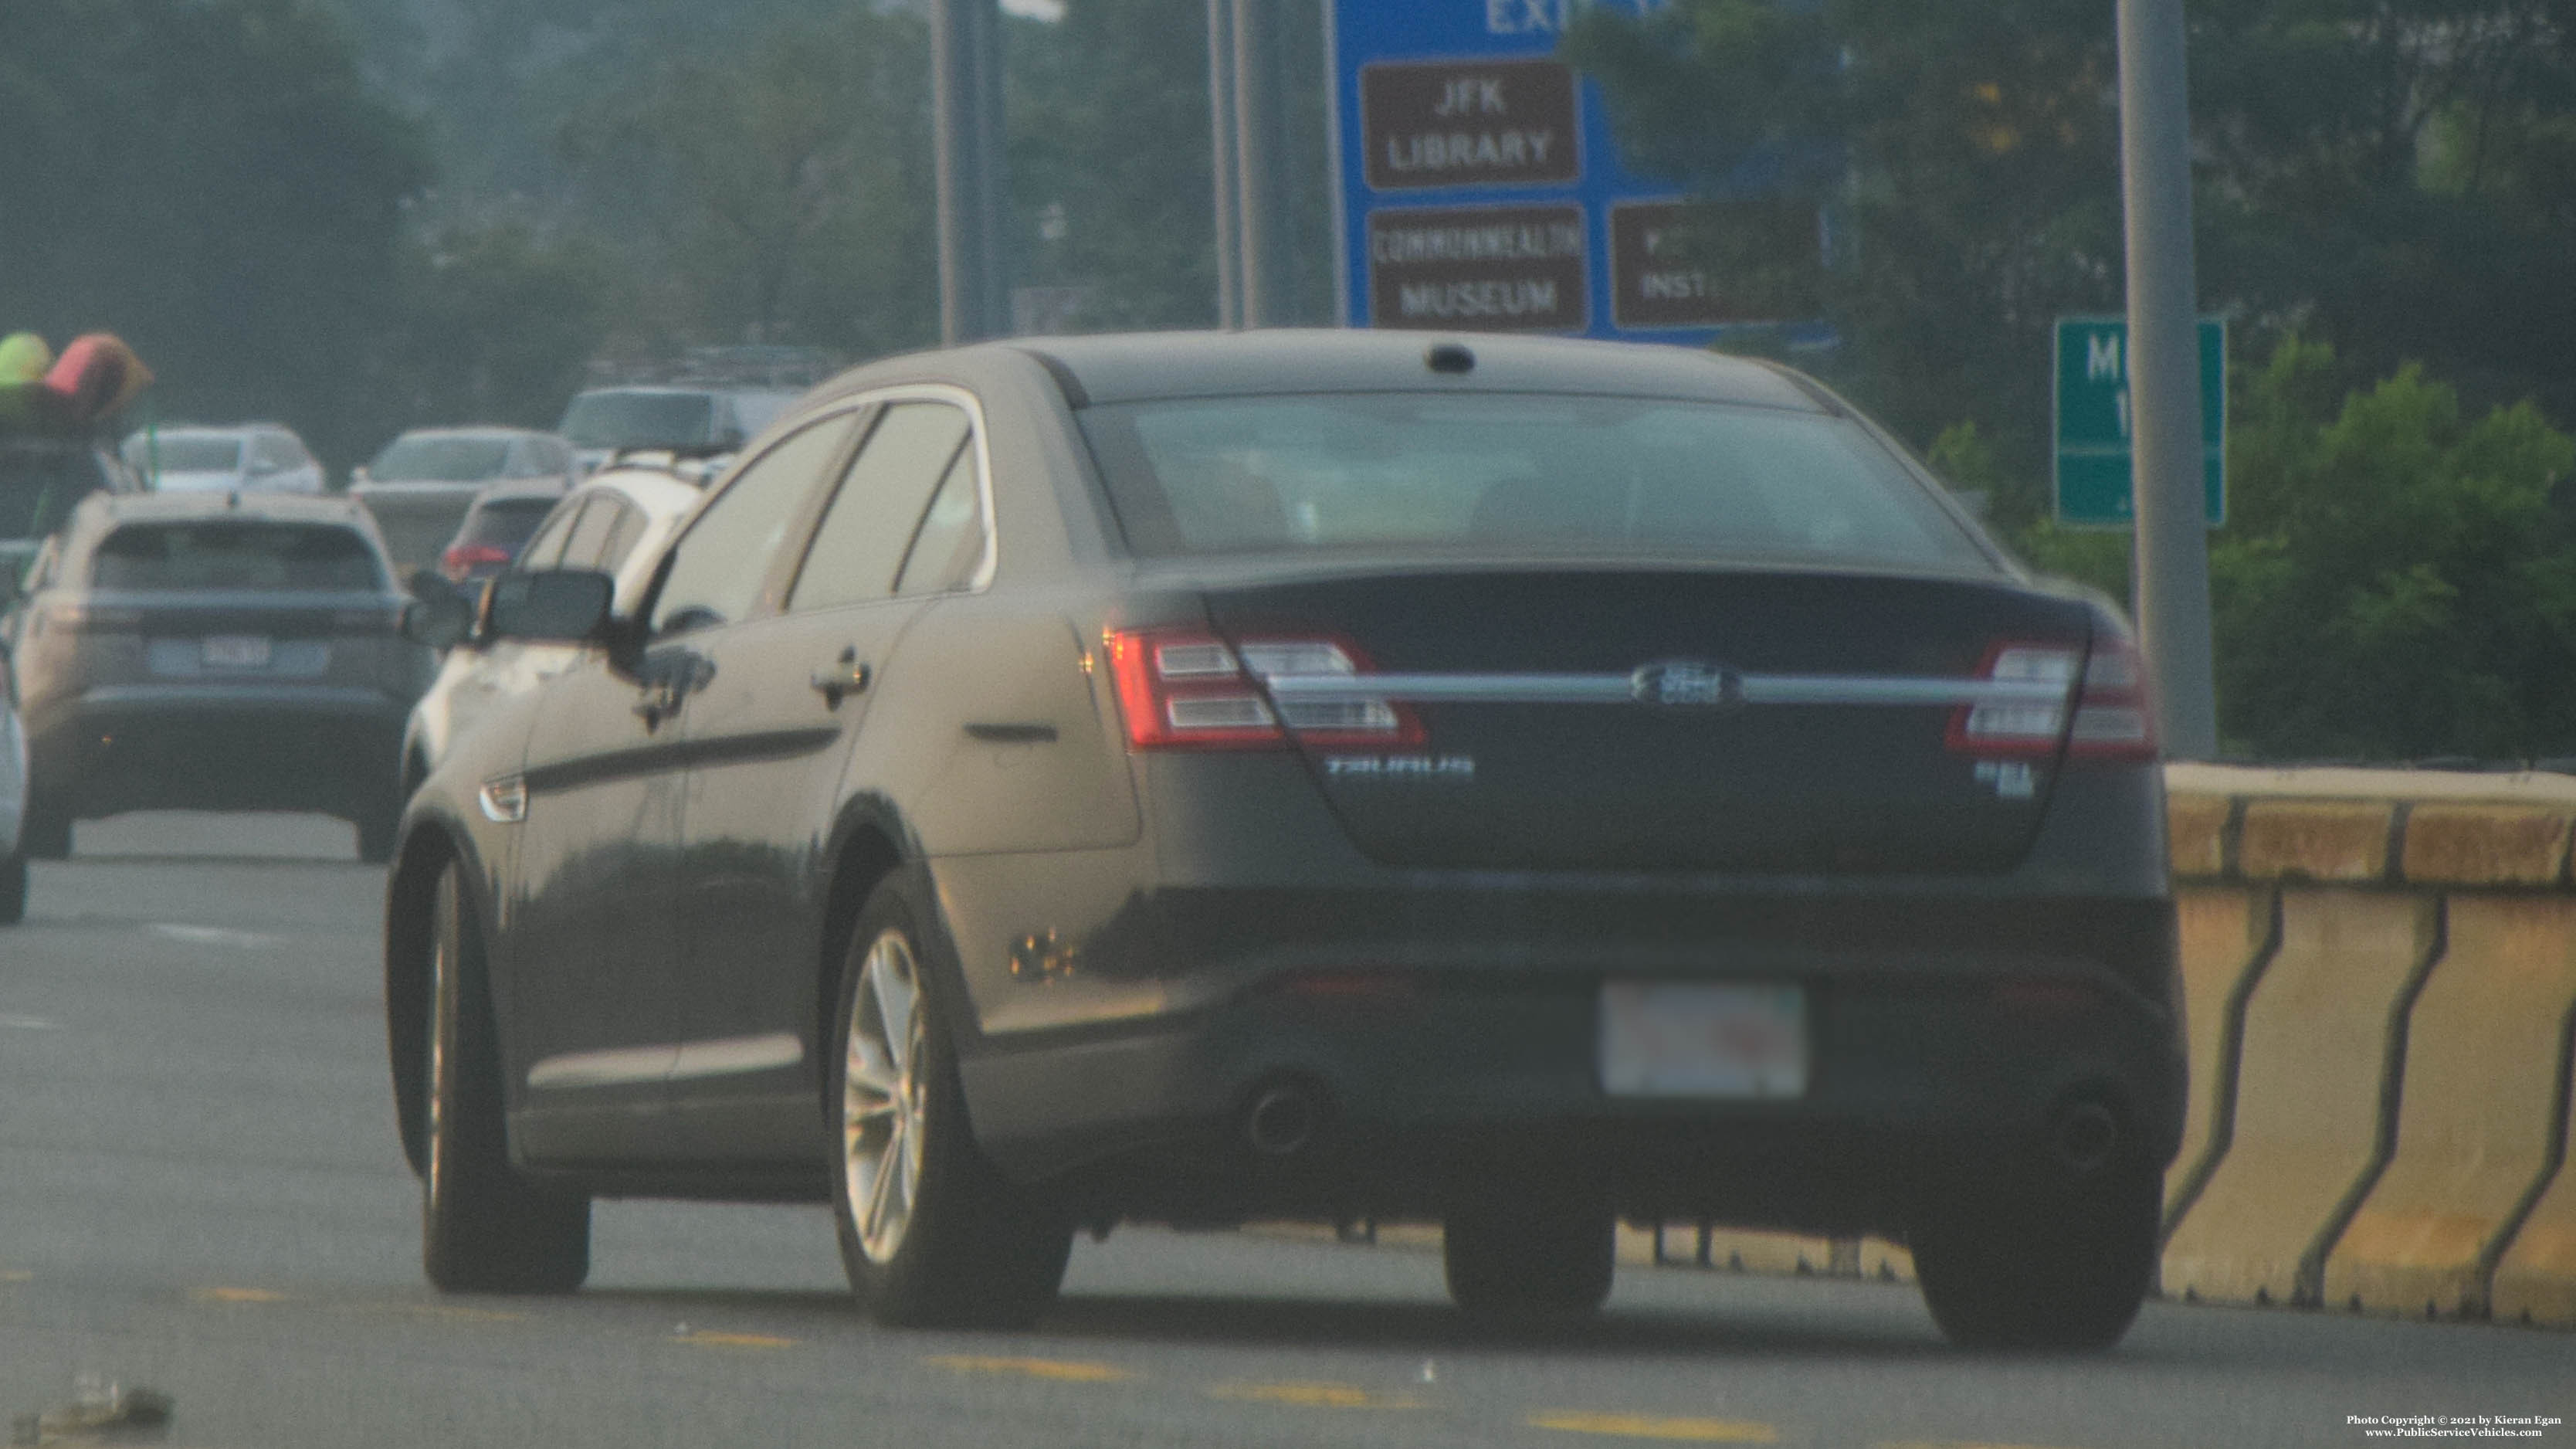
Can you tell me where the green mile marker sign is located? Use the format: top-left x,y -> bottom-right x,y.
2052,315 -> 2226,528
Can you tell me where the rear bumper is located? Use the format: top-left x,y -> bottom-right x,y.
954,885 -> 2182,1229
28,685 -> 408,817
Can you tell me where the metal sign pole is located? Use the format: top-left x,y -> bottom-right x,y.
1231,0 -> 1279,327
1208,0 -> 1241,329
934,0 -> 1009,344
2116,0 -> 2218,759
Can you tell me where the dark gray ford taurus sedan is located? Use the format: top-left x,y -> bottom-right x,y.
385,330 -> 2181,1349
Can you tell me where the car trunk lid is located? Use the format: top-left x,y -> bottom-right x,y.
1195,566 -> 2098,874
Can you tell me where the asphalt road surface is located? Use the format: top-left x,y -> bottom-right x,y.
2,813 -> 2566,1449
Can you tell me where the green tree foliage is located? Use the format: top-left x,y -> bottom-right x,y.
0,0 -> 430,464
559,8 -> 937,358
1564,0 -> 2576,533
2208,340 -> 2576,760
1007,0 -> 1221,329
384,224 -> 615,429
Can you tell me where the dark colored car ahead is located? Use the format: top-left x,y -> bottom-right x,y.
387,331 -> 2181,1349
434,484 -> 565,585
10,492 -> 433,860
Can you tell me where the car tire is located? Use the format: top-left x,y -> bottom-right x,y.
1442,1194 -> 1616,1316
1910,1153 -> 2159,1351
828,880 -> 1072,1329
0,849 -> 25,924
420,860 -> 590,1294
19,801 -> 69,862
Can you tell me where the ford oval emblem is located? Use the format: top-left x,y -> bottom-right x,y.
1631,660 -> 1744,710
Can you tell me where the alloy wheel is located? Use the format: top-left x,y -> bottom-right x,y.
842,928 -> 929,1264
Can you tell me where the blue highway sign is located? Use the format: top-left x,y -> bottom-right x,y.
1326,0 -> 1831,344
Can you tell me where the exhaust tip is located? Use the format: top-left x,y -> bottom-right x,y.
2049,1098 -> 2120,1174
1245,1081 -> 1327,1156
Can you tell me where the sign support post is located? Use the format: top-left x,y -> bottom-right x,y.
934,0 -> 1011,344
2116,0 -> 2218,759
1208,0 -> 1240,328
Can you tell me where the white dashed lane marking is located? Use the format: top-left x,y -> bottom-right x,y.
149,924 -> 284,949
0,1013 -> 63,1030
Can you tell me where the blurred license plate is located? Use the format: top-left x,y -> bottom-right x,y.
201,635 -> 271,670
1599,981 -> 1808,1099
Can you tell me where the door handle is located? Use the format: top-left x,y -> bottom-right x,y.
810,649 -> 871,707
632,677 -> 685,729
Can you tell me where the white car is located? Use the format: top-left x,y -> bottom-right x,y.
554,385 -> 797,477
398,465 -> 703,790
351,427 -> 576,579
124,423 -> 325,494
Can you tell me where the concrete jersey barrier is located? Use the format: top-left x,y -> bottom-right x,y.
2155,765 -> 2576,1328
1626,765 -> 2576,1331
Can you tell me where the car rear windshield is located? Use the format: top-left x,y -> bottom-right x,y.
0,448 -> 107,538
93,522 -> 385,592
150,437 -> 246,472
557,392 -> 713,449
370,436 -> 513,482
1077,393 -> 1995,571
457,497 -> 558,548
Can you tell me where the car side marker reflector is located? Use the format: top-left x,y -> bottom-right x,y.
478,776 -> 528,823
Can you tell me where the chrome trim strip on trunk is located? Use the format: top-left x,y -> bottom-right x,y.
1258,672 -> 2069,708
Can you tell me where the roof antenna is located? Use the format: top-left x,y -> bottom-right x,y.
1425,341 -> 1476,375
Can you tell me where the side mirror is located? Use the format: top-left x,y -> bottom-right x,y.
401,573 -> 476,650
484,569 -> 615,646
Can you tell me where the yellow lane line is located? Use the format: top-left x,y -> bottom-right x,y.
925,1354 -> 1138,1383
0,1270 -> 31,1284
673,1330 -> 798,1349
1876,1442 -> 2086,1449
1208,1382 -> 1426,1410
1530,1410 -> 1780,1442
192,1286 -> 286,1304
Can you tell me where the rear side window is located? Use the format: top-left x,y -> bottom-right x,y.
893,448 -> 984,596
598,501 -> 649,573
788,402 -> 971,613
1077,393 -> 1993,571
563,496 -> 625,568
93,522 -> 383,592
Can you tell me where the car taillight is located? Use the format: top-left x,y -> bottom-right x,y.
441,544 -> 510,582
1105,627 -> 1425,751
2066,639 -> 2157,759
1947,638 -> 2157,761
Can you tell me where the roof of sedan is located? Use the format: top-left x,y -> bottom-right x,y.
386,426 -> 551,440
80,490 -> 373,527
1002,329 -> 1835,411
